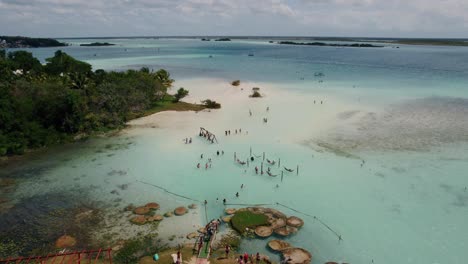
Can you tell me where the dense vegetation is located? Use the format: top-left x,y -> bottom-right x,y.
0,36 -> 67,48
0,49 -> 196,157
278,41 -> 383,48
80,42 -> 115,46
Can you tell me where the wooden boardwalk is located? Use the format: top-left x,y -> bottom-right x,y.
195,224 -> 217,264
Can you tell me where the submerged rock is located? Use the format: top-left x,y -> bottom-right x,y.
174,206 -> 188,216
281,248 -> 312,264
145,202 -> 160,210
134,206 -> 151,215
286,216 -> 304,228
146,215 -> 163,222
269,218 -> 287,229
124,204 -> 135,211
255,226 -> 273,238
268,239 -> 291,252
274,226 -> 298,237
164,211 -> 173,217
225,208 -> 237,215
186,232 -> 198,239
188,203 -> 198,209
222,216 -> 232,223
55,235 -> 77,248
130,215 -> 147,225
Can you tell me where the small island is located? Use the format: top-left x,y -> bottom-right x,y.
278,41 -> 383,48
201,38 -> 211,41
215,38 -> 231,41
79,42 -> 115,47
0,36 -> 67,48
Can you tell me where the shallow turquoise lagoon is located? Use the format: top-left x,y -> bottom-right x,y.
2,38 -> 468,264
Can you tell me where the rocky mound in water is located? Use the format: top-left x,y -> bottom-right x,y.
286,216 -> 304,228
146,215 -> 163,222
229,207 -> 304,238
174,206 -> 188,216
145,202 -> 160,209
255,226 -> 273,237
225,208 -> 237,215
133,206 -> 151,215
55,235 -> 77,248
130,215 -> 147,225
274,226 -> 298,236
268,239 -> 291,252
281,248 -> 312,264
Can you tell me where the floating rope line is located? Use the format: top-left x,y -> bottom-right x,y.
224,203 -> 275,206
276,202 -> 342,241
204,204 -> 209,224
137,180 -> 201,203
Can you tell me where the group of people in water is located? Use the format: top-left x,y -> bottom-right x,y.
183,137 -> 193,144
225,129 -> 247,136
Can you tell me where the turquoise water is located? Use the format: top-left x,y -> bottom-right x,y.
2,38 -> 468,263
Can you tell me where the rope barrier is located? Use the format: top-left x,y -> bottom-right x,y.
137,180 -> 201,203
204,204 -> 209,224
224,203 -> 275,206
276,202 -> 342,240
137,179 -> 342,240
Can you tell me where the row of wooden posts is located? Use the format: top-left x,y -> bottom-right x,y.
234,147 -> 299,182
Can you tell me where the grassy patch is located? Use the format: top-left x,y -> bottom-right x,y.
128,94 -> 206,119
230,211 -> 269,235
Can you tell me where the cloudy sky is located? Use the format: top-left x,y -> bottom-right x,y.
0,0 -> 467,38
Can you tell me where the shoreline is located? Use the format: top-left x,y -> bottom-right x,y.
0,98 -> 205,168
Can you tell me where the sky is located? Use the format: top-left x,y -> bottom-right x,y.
0,0 -> 467,38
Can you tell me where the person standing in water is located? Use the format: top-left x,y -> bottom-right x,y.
236,192 -> 239,197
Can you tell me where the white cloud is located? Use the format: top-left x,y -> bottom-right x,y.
0,0 -> 467,37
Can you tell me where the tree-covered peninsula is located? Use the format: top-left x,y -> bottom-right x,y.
0,50 -> 210,157
0,36 -> 67,48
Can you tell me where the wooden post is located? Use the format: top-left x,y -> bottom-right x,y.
261,162 -> 263,174
234,152 -> 236,162
250,147 -> 252,156
281,171 -> 284,182
297,165 -> 299,175
278,158 -> 280,168
263,152 -> 265,161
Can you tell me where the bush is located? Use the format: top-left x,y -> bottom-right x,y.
201,99 -> 221,109
250,91 -> 262,98
173,87 -> 189,102
231,80 -> 240,86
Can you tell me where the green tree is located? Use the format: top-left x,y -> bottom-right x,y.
174,87 -> 189,102
154,69 -> 174,88
44,50 -> 92,76
7,51 -> 42,73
